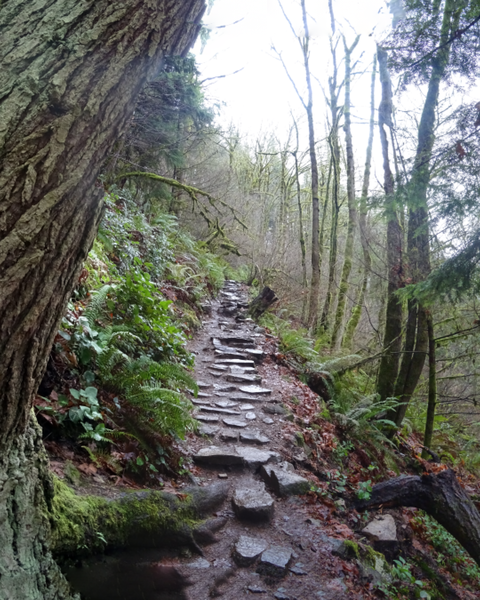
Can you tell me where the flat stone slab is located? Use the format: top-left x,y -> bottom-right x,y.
230,366 -> 257,374
215,350 -> 248,360
195,414 -> 219,423
209,365 -> 229,371
186,557 -> 211,569
227,374 -> 262,384
239,403 -> 255,411
215,336 -> 256,347
208,370 -> 224,378
232,482 -> 274,521
200,406 -> 241,415
260,463 -> 310,496
223,418 -> 248,428
232,395 -> 265,403
213,384 -> 237,393
197,381 -> 211,389
197,392 -> 210,398
239,385 -> 272,395
220,430 -> 239,442
216,359 -> 255,367
245,412 -> 256,420
244,349 -> 264,361
233,535 -> 269,566
197,425 -> 219,438
257,546 -> 292,577
215,400 -> 239,408
193,446 -> 243,466
263,417 -> 274,425
362,514 -> 397,541
191,398 -> 212,406
235,446 -> 279,468
240,430 -> 270,445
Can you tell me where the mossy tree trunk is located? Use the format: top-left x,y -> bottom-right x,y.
0,0 -> 205,597
375,46 -> 404,402
330,34 -> 360,349
342,54 -> 376,349
392,0 -> 461,426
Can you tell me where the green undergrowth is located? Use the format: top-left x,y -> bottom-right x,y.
36,189 -> 228,482
49,477 -> 199,561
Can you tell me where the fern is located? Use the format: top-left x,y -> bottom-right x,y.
84,285 -> 115,327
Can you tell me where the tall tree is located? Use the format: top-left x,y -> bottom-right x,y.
330,33 -> 360,348
0,1 -> 205,598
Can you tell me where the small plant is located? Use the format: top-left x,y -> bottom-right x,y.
356,480 -> 373,501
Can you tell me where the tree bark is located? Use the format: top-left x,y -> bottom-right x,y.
331,35 -> 360,349
248,286 -> 278,319
356,469 -> 480,568
0,1 -> 205,597
422,311 -> 437,457
393,0 -> 461,426
375,46 -> 404,402
342,54 -> 376,349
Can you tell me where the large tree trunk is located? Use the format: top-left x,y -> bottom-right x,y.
0,1 -> 205,597
375,47 -> 404,402
392,0 -> 461,426
356,469 -> 480,568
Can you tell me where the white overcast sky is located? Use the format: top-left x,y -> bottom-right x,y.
193,0 -> 392,146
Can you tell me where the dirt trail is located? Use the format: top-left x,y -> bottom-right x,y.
176,281 -> 363,599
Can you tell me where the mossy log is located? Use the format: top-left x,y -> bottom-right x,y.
51,478 -> 229,560
356,469 -> 480,567
248,287 -> 278,319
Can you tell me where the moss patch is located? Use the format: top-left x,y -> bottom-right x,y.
50,477 -> 200,560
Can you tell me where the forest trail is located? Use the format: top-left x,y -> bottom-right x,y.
175,281 -> 366,599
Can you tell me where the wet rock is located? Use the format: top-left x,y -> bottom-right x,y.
195,414 -> 219,423
260,463 -> 310,496
218,473 -> 228,479
208,370 -> 224,378
235,446 -> 279,469
362,514 -> 397,541
239,385 -> 272,395
233,535 -> 268,566
240,431 -> 270,445
257,546 -> 292,577
239,403 -> 255,411
193,446 -> 243,466
200,406 -> 241,415
191,398 -> 211,405
245,412 -> 256,420
230,366 -> 257,374
215,336 -> 256,347
186,557 -> 210,569
223,418 -> 248,428
213,384 -> 237,393
232,482 -> 274,521
226,374 -> 262,384
244,349 -> 265,362
209,365 -> 229,371
290,563 -> 307,576
215,359 -> 255,367
263,404 -> 286,415
263,417 -> 274,425
197,392 -> 210,398
274,588 -> 290,600
197,425 -> 219,438
215,350 -> 248,360
247,585 -> 268,594
197,381 -> 211,389
232,395 -> 265,403
215,400 -> 239,408
220,430 -> 239,442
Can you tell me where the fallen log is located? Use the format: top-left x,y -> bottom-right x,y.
248,286 -> 278,319
355,469 -> 480,566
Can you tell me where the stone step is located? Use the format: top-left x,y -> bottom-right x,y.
226,374 -> 262,384
257,546 -> 293,577
193,446 -> 278,468
214,400 -> 239,408
233,536 -> 268,566
232,482 -> 274,522
222,418 -> 248,428
199,406 -> 241,416
229,366 -> 257,374
239,430 -> 270,445
195,414 -> 220,423
213,384 -> 237,393
239,385 -> 272,395
260,462 -> 310,497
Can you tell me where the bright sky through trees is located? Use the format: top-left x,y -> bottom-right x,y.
194,0 -> 391,142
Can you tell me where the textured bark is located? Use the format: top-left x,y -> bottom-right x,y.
330,35 -> 360,349
248,286 -> 278,319
342,54 -> 376,349
423,312 -> 437,456
0,1 -> 205,597
393,0 -> 461,426
0,418 -> 76,600
357,469 -> 480,567
375,47 -> 404,402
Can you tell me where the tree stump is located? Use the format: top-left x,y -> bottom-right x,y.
248,287 -> 278,319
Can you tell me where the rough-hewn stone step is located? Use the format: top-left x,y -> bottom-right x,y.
232,482 -> 274,522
